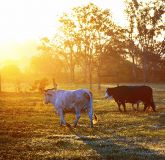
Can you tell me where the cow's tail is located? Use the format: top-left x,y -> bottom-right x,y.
93,113 -> 98,124
88,91 -> 98,125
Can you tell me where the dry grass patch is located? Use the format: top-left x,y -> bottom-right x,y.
0,84 -> 165,159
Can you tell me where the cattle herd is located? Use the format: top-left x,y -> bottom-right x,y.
44,85 -> 156,127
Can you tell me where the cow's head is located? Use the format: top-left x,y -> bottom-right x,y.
105,88 -> 113,100
43,88 -> 56,104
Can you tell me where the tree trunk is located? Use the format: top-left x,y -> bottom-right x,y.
142,51 -> 148,83
69,46 -> 75,84
97,69 -> 101,91
132,56 -> 137,82
83,61 -> 88,83
70,66 -> 75,83
89,47 -> 93,90
83,46 -> 88,83
89,63 -> 92,90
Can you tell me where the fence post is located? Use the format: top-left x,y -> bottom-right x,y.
52,78 -> 57,90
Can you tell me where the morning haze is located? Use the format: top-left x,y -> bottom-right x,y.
0,0 -> 165,159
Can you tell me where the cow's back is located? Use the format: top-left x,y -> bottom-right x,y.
55,89 -> 91,109
113,86 -> 153,103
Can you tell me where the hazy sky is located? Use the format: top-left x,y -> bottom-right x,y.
0,0 -> 127,64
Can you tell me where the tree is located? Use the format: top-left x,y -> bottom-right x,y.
1,64 -> 23,92
35,37 -> 65,82
58,3 -> 122,89
58,13 -> 78,83
125,1 -> 139,81
125,0 -> 165,82
74,3 -> 116,89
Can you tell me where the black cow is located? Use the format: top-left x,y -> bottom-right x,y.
105,86 -> 156,112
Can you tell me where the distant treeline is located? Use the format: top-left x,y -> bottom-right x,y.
0,1 -> 164,91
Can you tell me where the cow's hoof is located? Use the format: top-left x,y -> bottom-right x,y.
66,123 -> 71,127
73,122 -> 77,127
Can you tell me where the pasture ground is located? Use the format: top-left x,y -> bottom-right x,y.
0,84 -> 165,160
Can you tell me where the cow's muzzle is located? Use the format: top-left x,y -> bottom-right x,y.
105,93 -> 113,100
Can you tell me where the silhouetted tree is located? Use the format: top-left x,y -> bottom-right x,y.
1,64 -> 23,92
58,13 -> 78,83
58,3 -> 125,89
125,0 -> 165,82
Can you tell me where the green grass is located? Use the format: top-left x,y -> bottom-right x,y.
0,84 -> 165,160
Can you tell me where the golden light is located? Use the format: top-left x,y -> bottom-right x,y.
0,0 -> 127,65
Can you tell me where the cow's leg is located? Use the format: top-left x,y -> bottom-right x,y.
117,102 -> 122,112
137,103 -> 139,111
58,109 -> 66,126
143,103 -> 148,112
151,101 -> 156,112
60,119 -> 63,126
122,103 -> 126,112
132,103 -> 136,111
73,110 -> 81,127
87,108 -> 93,128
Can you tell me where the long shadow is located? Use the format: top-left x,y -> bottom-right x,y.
64,125 -> 165,160
157,112 -> 165,127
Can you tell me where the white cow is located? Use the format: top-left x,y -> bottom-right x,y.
44,88 -> 98,127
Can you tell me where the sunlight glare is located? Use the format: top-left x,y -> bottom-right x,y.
0,0 -> 127,63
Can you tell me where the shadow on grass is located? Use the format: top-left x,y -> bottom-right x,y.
158,113 -> 165,126
64,125 -> 165,160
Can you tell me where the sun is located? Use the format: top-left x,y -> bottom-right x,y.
0,0 -> 127,63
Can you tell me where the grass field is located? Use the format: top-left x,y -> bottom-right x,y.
0,84 -> 165,160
